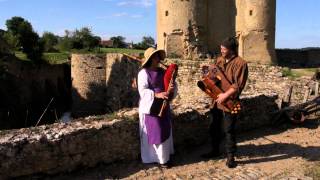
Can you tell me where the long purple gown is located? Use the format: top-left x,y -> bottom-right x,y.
144,68 -> 171,145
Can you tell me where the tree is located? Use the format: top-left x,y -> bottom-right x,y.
133,36 -> 155,50
5,16 -> 43,63
57,27 -> 101,51
110,36 -> 126,48
41,32 -> 59,52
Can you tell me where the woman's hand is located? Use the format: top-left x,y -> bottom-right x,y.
155,92 -> 169,99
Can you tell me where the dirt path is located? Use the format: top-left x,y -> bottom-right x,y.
38,120 -> 320,180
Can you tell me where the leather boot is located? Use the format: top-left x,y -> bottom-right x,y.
226,154 -> 237,168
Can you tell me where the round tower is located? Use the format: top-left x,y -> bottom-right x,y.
157,0 -> 208,59
236,0 -> 276,64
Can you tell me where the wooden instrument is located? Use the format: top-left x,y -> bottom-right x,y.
197,64 -> 241,114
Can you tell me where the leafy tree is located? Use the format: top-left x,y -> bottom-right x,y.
134,36 -> 155,50
110,36 -> 126,48
5,16 -> 43,63
57,27 -> 101,51
41,31 -> 59,52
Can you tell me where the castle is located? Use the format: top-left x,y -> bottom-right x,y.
157,0 -> 276,64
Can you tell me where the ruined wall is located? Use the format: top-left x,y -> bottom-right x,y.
0,56 -> 70,129
276,49 -> 320,68
71,54 -> 106,117
71,54 -> 140,117
236,0 -> 276,64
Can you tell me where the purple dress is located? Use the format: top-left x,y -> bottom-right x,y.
144,68 -> 171,145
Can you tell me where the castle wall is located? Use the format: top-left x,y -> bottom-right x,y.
157,0 -> 208,59
276,49 -> 320,68
207,0 -> 236,54
236,0 -> 276,64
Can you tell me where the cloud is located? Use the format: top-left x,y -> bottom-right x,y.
117,0 -> 154,8
112,12 -> 128,17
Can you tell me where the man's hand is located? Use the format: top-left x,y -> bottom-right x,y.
216,92 -> 228,104
155,92 -> 169,99
216,87 -> 237,104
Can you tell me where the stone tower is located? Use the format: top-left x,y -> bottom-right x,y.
236,0 -> 276,64
157,0 -> 276,64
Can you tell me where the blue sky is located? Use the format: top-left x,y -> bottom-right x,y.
0,0 -> 319,48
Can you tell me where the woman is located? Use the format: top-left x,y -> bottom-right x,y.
138,47 -> 175,167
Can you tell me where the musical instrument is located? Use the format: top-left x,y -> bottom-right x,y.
197,64 -> 241,114
158,64 -> 178,117
122,53 -> 178,117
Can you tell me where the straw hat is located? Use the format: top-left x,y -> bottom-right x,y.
141,47 -> 166,67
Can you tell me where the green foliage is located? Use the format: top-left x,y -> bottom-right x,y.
41,31 -> 59,52
2,32 -> 19,51
57,27 -> 101,51
133,36 -> 155,50
110,36 -> 126,48
5,16 -> 44,63
99,47 -> 144,54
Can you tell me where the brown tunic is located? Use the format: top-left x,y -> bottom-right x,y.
211,55 -> 248,111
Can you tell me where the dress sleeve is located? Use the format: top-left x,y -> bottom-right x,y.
138,69 -> 154,114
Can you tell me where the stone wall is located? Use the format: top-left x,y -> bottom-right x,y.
0,56 -> 71,129
71,54 -> 106,117
105,53 -> 140,111
276,48 -> 320,68
0,92 -> 280,179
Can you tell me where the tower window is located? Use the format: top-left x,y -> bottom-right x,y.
165,11 -> 169,16
249,10 -> 253,16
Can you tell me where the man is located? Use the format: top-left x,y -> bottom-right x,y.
202,37 -> 248,168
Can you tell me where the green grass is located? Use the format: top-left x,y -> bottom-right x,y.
43,52 -> 69,64
14,48 -> 144,64
282,67 -> 319,79
99,48 -> 144,54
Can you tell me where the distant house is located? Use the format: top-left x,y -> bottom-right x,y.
100,40 -> 114,48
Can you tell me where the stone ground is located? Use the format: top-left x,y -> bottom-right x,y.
28,119 -> 320,180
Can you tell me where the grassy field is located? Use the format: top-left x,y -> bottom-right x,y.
14,48 -> 144,64
282,67 -> 318,78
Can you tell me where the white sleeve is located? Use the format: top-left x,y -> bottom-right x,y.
138,69 -> 154,114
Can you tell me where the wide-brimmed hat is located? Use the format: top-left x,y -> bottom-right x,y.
141,47 -> 166,67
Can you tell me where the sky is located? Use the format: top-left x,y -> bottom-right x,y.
0,0 -> 319,49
